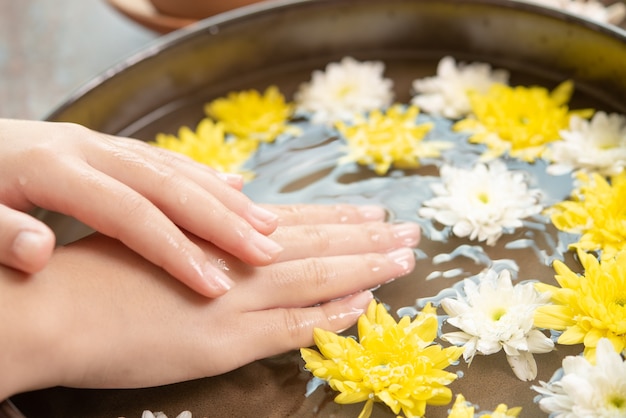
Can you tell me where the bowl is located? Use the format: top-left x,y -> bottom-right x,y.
6,0 -> 626,417
149,0 -> 267,19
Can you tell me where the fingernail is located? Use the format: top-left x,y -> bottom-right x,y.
357,205 -> 387,221
349,290 -> 374,310
386,248 -> 415,274
13,230 -> 48,261
249,204 -> 279,227
391,223 -> 421,247
203,262 -> 235,293
251,233 -> 284,261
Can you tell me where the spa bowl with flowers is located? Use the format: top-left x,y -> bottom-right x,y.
5,0 -> 626,417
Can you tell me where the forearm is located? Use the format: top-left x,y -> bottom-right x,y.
0,233 -> 165,399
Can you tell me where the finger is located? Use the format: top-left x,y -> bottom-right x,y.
101,135 -> 276,234
0,204 -> 55,274
240,247 -> 415,310
21,161 -> 235,297
242,291 -> 374,361
272,222 -> 420,261
109,135 -> 245,190
262,204 -> 387,226
88,139 -> 284,265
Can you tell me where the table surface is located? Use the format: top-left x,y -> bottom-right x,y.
0,0 -> 159,120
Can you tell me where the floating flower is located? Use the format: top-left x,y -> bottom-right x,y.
534,250 -> 626,360
548,171 -> 626,259
153,118 -> 257,175
532,338 -> 626,417
411,56 -> 509,119
447,394 -> 522,418
294,56 -> 394,125
300,301 -> 464,418
418,160 -> 543,245
525,0 -> 626,25
454,81 -> 593,162
336,104 -> 450,175
138,411 -> 191,418
547,111 -> 626,176
204,86 -> 296,143
440,269 -> 554,381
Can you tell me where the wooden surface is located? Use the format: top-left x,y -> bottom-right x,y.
0,0 -> 159,120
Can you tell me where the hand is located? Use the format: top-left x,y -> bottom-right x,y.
0,204 -> 419,398
0,119 -> 298,297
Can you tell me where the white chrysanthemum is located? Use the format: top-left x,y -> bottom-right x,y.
294,56 -> 394,125
410,56 -> 509,119
522,0 -> 626,25
141,411 -> 192,418
532,338 -> 626,417
547,111 -> 626,176
440,269 -> 555,381
418,160 -> 543,246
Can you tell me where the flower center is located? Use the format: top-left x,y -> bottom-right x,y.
477,191 -> 490,204
491,307 -> 507,321
608,395 -> 626,410
336,84 -> 356,99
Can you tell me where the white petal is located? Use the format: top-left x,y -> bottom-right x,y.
441,330 -> 471,342
440,298 -> 470,317
507,351 -> 538,381
526,329 -> 555,354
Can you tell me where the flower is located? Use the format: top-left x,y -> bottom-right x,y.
152,118 -> 257,175
548,171 -> 626,259
336,104 -> 450,175
139,412 -> 191,418
532,338 -> 626,417
447,394 -> 522,418
440,268 -> 554,381
534,250 -> 626,360
294,56 -> 394,125
418,160 -> 543,245
524,0 -> 626,25
453,81 -> 594,162
447,394 -> 476,418
547,111 -> 626,176
411,56 -> 509,119
300,301 -> 464,418
204,86 -> 295,142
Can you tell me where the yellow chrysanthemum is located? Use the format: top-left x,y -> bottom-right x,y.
447,394 -> 521,418
447,394 -> 475,418
300,301 -> 464,418
454,81 -> 593,162
548,171 -> 626,259
336,104 -> 450,175
153,118 -> 256,176
204,85 -> 296,143
534,250 -> 626,361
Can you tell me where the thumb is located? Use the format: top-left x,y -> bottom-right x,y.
0,204 -> 55,274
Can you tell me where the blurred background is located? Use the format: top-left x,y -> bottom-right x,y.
0,0 -> 158,120
1,0 -> 624,121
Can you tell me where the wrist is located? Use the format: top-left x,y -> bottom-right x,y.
0,265 -> 72,399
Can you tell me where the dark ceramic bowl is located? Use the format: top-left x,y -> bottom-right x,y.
4,0 -> 626,417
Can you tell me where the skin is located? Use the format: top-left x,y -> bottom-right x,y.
0,119 -> 293,297
0,204 -> 420,400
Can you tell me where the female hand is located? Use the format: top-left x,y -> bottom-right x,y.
0,204 -> 420,399
0,118 -> 296,297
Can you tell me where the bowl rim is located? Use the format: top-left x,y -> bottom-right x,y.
45,0 -> 626,123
